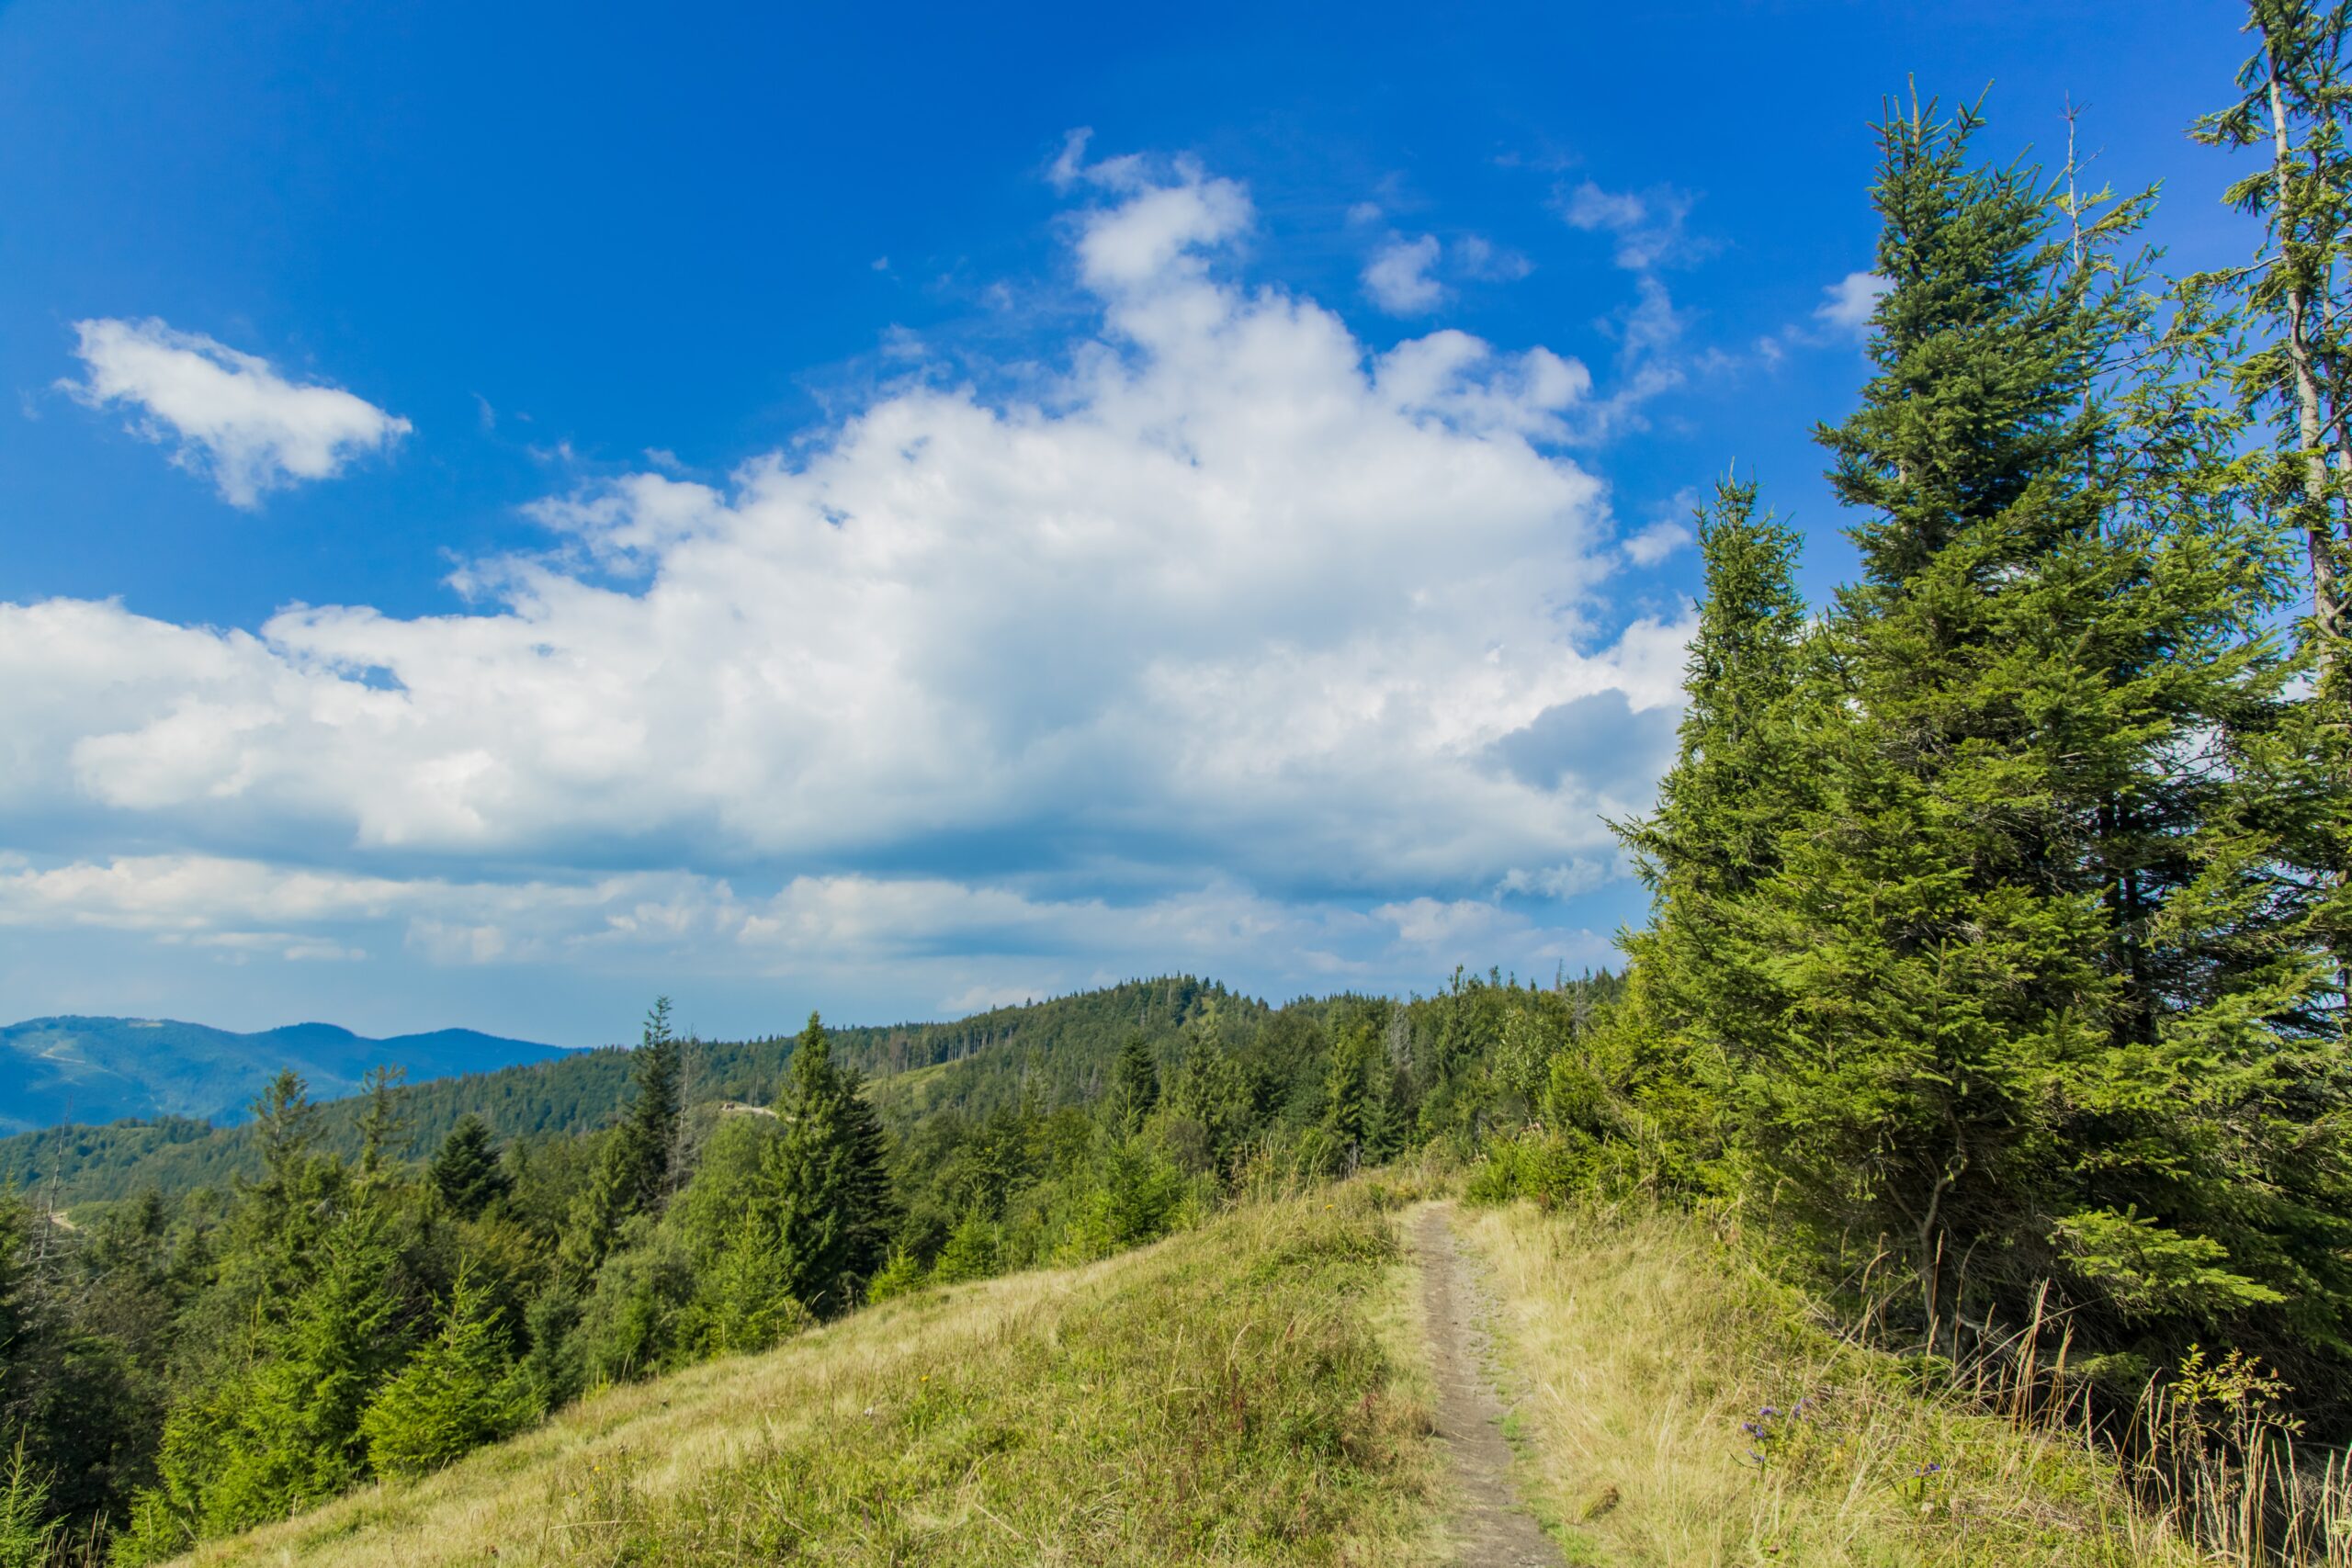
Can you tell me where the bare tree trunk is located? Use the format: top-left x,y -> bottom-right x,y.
2267,39 -> 2350,666
2263,30 -> 2352,1038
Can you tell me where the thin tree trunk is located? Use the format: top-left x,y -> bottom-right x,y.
2267,39 -> 2350,665
2265,25 -> 2352,1038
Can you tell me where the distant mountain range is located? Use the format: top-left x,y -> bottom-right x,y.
0,1016 -> 567,1134
0,978 -> 1240,1208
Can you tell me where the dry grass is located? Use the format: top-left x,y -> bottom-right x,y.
1457,1199 -> 2222,1568
170,1184 -> 1438,1567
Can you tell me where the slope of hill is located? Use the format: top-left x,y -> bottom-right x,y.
153,1179 -> 2222,1568
164,1183 -> 1439,1567
0,976 -> 1241,1207
0,1016 -> 565,1134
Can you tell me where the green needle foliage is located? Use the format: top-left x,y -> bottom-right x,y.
427,1114 -> 511,1220
359,1263 -> 527,1481
768,1011 -> 900,1314
1617,86 -> 2352,1408
558,998 -> 684,1275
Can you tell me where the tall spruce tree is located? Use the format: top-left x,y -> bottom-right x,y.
1105,1033 -> 1160,1134
766,1013 -> 898,1314
1618,477 -> 1814,1083
559,999 -> 685,1274
2194,0 -> 2352,677
1698,94 -> 2352,1380
429,1115 -> 512,1220
1321,1013 -> 1396,1171
354,1065 -> 410,1179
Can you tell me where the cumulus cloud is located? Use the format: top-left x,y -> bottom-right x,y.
62,318 -> 411,506
1748,270 -> 1893,367
1623,517 -> 1692,567
1815,270 -> 1890,335
7,152 -> 1690,1007
1363,234 -> 1444,313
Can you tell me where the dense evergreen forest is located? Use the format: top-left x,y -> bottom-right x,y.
12,4 -> 2352,1559
0,978 -> 1250,1209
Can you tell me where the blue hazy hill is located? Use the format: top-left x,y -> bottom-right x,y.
0,1015 -> 565,1134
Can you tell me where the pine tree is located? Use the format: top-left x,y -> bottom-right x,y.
250,1070 -> 318,1190
688,1222 -> 808,1357
559,999 -> 686,1274
930,1205 -> 1001,1285
429,1115 -> 512,1220
198,1198 -> 404,1531
0,1436 -> 56,1568
1078,1135 -> 1182,1256
512,1283 -> 586,1416
2192,0 -> 2352,1025
766,1013 -> 899,1314
2194,0 -> 2352,680
624,997 -> 685,1207
359,1263 -> 527,1479
863,1247 -> 923,1305
355,1065 -> 410,1179
1105,1033 -> 1160,1134
1616,476 -> 1814,1154
1320,1013 -> 1394,1172
1160,1002 -> 1250,1175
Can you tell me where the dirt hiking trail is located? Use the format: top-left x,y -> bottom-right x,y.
1413,1201 -> 1566,1567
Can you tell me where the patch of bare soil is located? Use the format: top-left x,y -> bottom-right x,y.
1412,1201 -> 1566,1567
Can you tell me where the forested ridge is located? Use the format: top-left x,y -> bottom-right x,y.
0,977 -> 1250,1209
11,5 -> 2352,1561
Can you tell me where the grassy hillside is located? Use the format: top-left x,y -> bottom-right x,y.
2,977 -> 1238,1208
141,1175 -> 2283,1568
164,1182 -> 1438,1567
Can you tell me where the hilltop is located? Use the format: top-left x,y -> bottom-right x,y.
0,1016 -> 563,1136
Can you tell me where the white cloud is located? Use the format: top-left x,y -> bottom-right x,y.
62,318 -> 411,506
1815,270 -> 1889,335
0,851 -> 1612,1006
7,153 -> 1690,1010
1560,180 -> 1702,271
1454,235 -> 1533,283
1623,517 -> 1692,567
1363,234 -> 1444,313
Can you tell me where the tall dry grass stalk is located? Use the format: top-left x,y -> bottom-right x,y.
1849,1243 -> 2352,1566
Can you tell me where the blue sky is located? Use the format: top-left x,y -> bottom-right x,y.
0,0 -> 2260,1044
